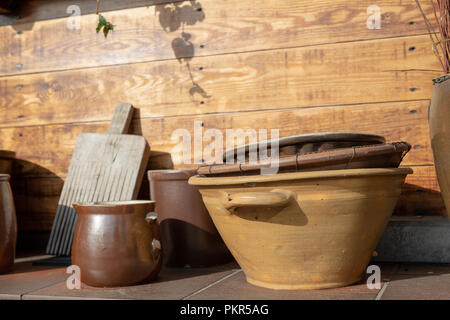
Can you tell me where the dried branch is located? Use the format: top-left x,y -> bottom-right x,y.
415,0 -> 450,73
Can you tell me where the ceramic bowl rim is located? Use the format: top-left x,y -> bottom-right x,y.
189,167 -> 413,186
73,200 -> 155,207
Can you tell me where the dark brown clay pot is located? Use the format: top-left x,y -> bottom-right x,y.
430,74 -> 450,216
148,170 -> 232,267
72,200 -> 162,287
0,174 -> 17,274
0,151 -> 15,175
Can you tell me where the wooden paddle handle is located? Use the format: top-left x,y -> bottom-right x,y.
108,102 -> 134,134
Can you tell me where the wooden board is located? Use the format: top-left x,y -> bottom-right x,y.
46,103 -> 150,255
0,35 -> 440,128
0,100 -> 432,178
393,166 -> 446,216
0,0 -> 177,26
0,0 -> 436,76
11,175 -> 63,231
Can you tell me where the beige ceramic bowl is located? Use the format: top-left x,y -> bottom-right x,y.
189,168 -> 412,290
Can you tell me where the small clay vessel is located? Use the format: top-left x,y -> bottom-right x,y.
148,170 -> 232,267
429,74 -> 450,215
0,174 -> 17,274
190,168 -> 412,290
0,151 -> 15,175
72,200 -> 162,287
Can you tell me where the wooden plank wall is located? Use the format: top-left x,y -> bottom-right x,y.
0,0 -> 446,232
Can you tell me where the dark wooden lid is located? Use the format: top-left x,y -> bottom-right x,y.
223,132 -> 385,160
199,142 -> 411,177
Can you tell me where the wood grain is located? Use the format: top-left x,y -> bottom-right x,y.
393,166 -> 447,217
0,35 -> 440,128
0,100 -> 432,178
0,0 -> 436,76
0,0 -> 177,26
12,176 -> 63,231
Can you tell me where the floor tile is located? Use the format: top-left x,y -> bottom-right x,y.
23,263 -> 239,300
187,271 -> 383,300
0,262 -> 67,300
381,273 -> 450,300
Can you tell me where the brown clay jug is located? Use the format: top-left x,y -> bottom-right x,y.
0,174 -> 17,274
72,200 -> 162,287
429,74 -> 450,216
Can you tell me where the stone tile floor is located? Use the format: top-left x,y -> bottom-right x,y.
1,252 -> 449,300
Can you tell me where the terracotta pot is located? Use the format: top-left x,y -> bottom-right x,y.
72,200 -> 162,287
429,74 -> 450,216
189,168 -> 412,290
148,170 -> 232,267
0,174 -> 17,274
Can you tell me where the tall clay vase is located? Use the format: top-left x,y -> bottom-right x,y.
0,174 -> 17,274
429,74 -> 450,216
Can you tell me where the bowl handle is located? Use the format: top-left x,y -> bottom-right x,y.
222,189 -> 294,212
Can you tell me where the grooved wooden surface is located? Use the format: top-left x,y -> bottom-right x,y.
0,100 -> 432,177
0,35 -> 440,128
0,0 -> 436,76
0,0 -> 177,26
46,132 -> 150,255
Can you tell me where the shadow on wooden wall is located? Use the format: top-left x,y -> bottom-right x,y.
156,1 -> 211,101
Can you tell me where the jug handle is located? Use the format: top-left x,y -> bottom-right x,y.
222,189 -> 294,213
145,212 -> 162,262
145,212 -> 158,224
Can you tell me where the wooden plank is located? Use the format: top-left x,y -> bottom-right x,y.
0,0 -> 437,76
0,35 -> 440,128
135,100 -> 434,167
107,102 -> 134,134
0,100 -> 432,177
0,0 -> 177,26
393,166 -> 447,217
11,176 -> 63,231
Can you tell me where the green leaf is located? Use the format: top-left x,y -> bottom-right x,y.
103,27 -> 109,38
96,22 -> 102,33
99,14 -> 107,25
